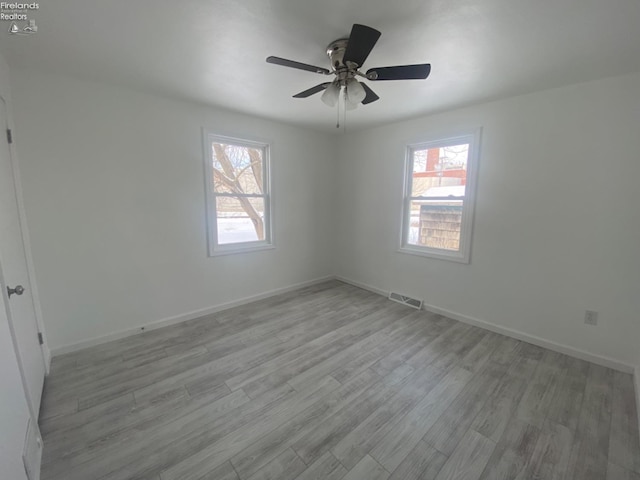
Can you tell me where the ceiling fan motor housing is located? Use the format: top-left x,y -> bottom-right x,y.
326,38 -> 357,84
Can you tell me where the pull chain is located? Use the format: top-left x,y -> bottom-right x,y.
343,90 -> 347,134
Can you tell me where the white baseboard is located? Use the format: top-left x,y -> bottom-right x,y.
335,276 -> 388,297
336,275 -> 634,374
51,273 -> 636,376
51,275 -> 335,356
420,301 -> 633,373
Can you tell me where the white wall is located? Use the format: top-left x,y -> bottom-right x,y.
336,72 -> 640,368
9,66 -> 640,369
9,69 -> 336,352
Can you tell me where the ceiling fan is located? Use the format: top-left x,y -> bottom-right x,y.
266,24 -> 431,109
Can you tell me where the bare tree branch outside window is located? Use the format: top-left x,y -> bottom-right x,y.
211,143 -> 265,240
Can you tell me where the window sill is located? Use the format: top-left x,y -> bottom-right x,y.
398,246 -> 470,264
209,243 -> 275,257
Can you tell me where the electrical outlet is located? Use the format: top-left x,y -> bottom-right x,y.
584,310 -> 598,326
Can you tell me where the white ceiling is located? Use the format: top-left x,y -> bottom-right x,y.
1,0 -> 639,133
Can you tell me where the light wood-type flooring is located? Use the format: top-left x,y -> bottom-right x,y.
39,281 -> 640,480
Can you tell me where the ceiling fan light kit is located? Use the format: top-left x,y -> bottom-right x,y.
346,78 -> 366,105
266,23 -> 431,126
321,82 -> 340,107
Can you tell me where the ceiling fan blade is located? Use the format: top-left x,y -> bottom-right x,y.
343,24 -> 381,67
361,82 -> 380,105
366,64 -> 431,81
266,56 -> 330,75
292,83 -> 332,98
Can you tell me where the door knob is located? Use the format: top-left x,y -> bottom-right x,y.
7,285 -> 25,298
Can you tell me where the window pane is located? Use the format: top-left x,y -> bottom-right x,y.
411,144 -> 469,197
216,196 -> 265,244
407,199 -> 463,251
212,143 -> 263,194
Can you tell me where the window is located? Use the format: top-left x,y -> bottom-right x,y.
400,129 -> 481,263
204,132 -> 272,255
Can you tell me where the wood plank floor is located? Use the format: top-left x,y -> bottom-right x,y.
39,281 -> 640,480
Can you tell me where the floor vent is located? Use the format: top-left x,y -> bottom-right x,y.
388,292 -> 423,310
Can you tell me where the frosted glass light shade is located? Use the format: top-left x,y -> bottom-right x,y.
321,83 -> 340,107
345,91 -> 358,110
346,79 -> 366,105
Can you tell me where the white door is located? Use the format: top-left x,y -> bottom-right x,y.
0,96 -> 45,416
0,272 -> 38,480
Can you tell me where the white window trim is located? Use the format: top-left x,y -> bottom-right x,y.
203,131 -> 274,257
399,128 -> 481,264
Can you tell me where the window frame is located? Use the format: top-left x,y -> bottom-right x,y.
399,128 -> 481,264
203,131 -> 273,256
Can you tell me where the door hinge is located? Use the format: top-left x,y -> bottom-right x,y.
37,332 -> 43,345
6,128 -> 13,144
